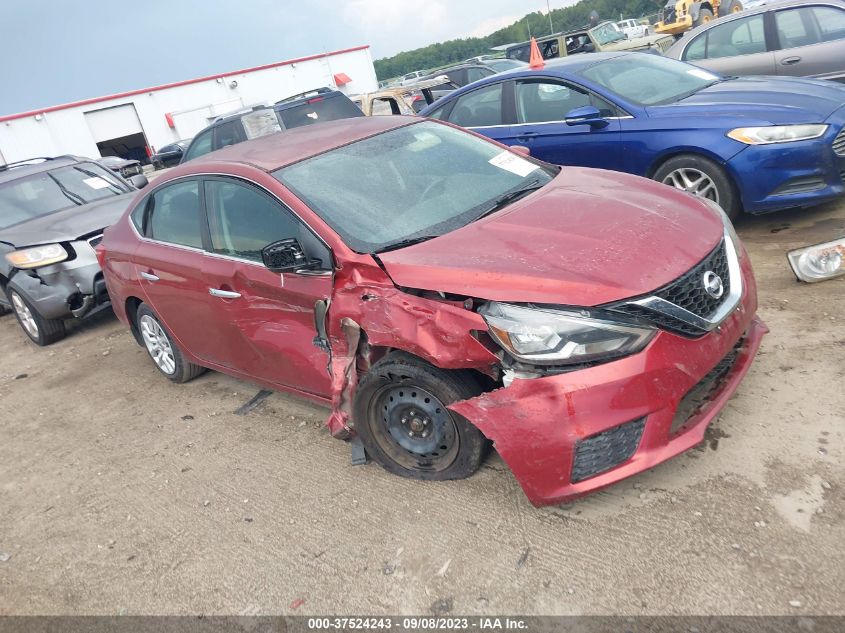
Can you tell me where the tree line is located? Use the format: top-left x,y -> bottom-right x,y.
374,0 -> 664,80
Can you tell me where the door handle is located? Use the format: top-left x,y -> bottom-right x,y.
140,271 -> 159,282
516,132 -> 538,141
781,56 -> 802,65
208,288 -> 241,299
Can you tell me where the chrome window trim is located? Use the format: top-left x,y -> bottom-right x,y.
623,230 -> 743,332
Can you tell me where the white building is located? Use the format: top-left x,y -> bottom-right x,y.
0,45 -> 377,166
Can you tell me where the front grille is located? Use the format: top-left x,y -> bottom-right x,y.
833,127 -> 845,157
87,234 -> 104,249
571,417 -> 646,483
607,239 -> 730,337
669,336 -> 745,436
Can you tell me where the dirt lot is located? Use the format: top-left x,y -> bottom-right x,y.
0,197 -> 843,616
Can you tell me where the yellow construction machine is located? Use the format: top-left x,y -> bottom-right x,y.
655,0 -> 744,36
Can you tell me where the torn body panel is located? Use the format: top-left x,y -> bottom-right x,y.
323,259 -> 500,438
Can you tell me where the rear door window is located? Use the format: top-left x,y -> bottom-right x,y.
146,180 -> 204,249
447,83 -> 503,127
811,5 -> 845,42
775,8 -> 814,48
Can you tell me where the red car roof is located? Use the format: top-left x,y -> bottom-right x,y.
193,115 -> 418,172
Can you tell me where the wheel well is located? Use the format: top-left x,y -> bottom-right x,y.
647,150 -> 725,179
125,296 -> 144,345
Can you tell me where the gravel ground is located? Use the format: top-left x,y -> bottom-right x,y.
0,198 -> 843,616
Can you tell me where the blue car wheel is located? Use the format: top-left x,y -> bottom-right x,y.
653,154 -> 740,219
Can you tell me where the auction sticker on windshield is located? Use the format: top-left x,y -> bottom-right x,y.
489,151 -> 538,178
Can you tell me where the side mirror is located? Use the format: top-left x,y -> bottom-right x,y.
261,238 -> 315,273
509,145 -> 531,157
564,106 -> 608,129
174,146 -> 184,155
128,174 -> 149,189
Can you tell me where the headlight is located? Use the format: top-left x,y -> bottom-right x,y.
5,243 -> 68,269
479,302 -> 655,366
787,238 -> 845,283
727,124 -> 828,145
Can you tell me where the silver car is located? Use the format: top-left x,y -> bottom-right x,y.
665,0 -> 845,83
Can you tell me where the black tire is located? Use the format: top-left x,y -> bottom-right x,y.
719,0 -> 743,17
6,288 -> 66,346
353,352 -> 488,481
135,303 -> 205,383
694,7 -> 714,27
653,153 -> 741,219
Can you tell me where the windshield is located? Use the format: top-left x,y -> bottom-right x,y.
274,121 -> 555,253
0,162 -> 129,230
590,23 -> 625,45
580,54 -> 721,105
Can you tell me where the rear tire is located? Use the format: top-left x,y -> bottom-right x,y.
694,7 -> 714,26
353,352 -> 488,481
653,153 -> 741,219
6,289 -> 66,346
136,303 -> 205,383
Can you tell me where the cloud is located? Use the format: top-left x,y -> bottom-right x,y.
467,14 -> 521,38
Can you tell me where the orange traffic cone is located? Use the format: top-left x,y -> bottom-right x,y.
528,37 -> 544,69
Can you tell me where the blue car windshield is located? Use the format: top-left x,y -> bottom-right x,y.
581,55 -> 721,106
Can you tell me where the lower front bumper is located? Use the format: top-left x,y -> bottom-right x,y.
8,259 -> 108,320
450,309 -> 767,507
729,130 -> 845,214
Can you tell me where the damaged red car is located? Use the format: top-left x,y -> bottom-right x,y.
98,116 -> 767,506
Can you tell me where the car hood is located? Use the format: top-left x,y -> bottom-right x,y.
378,168 -> 724,306
648,76 -> 845,123
0,194 -> 134,247
604,34 -> 671,50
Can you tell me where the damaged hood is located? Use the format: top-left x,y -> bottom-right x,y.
1,195 -> 134,247
378,167 -> 724,306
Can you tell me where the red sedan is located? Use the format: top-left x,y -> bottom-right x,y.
99,116 -> 766,506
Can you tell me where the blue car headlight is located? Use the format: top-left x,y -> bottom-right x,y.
727,124 -> 828,145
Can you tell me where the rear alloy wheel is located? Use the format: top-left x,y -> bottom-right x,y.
654,154 -> 740,219
694,7 -> 714,26
353,352 -> 488,480
7,289 -> 66,346
136,303 -> 205,383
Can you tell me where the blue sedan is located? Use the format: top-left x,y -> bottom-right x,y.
418,52 -> 845,217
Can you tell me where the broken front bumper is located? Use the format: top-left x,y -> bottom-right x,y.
450,294 -> 766,507
7,237 -> 109,320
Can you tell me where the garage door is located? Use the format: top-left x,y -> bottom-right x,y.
84,104 -> 144,142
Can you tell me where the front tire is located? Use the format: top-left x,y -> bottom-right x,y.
6,289 -> 66,346
653,154 -> 741,219
136,303 -> 205,383
353,352 -> 488,481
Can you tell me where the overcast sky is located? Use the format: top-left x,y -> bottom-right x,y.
0,0 -> 577,115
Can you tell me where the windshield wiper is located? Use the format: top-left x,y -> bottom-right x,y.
472,178 -> 545,222
46,173 -> 85,206
374,234 -> 440,254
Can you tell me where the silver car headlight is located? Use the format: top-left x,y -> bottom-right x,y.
5,243 -> 68,269
479,302 -> 655,366
727,124 -> 828,145
788,238 -> 845,283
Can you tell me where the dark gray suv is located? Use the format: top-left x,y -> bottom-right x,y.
0,156 -> 147,345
